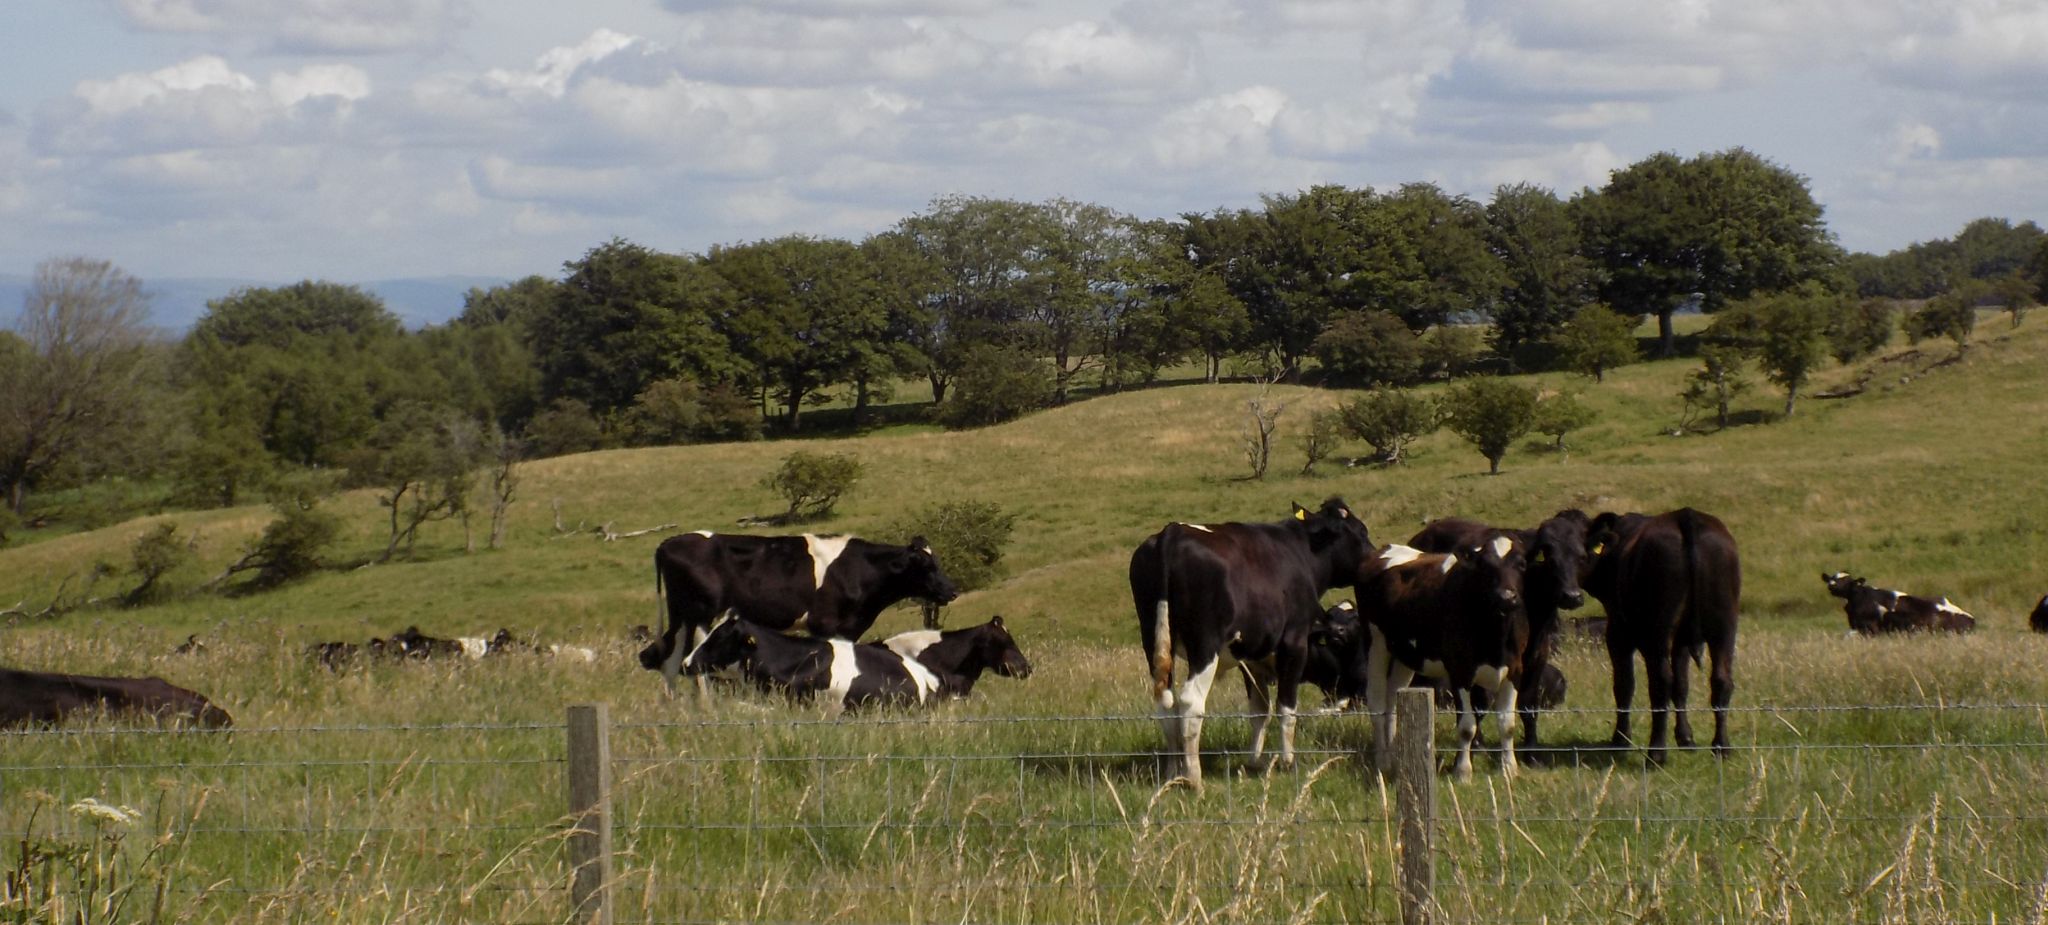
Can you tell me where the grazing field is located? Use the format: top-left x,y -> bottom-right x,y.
6,314 -> 2048,924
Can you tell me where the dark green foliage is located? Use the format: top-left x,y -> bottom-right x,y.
1679,345 -> 1752,431
1846,218 -> 2045,300
1312,311 -> 1420,385
1486,182 -> 1600,353
710,235 -> 897,429
763,451 -> 863,522
1549,306 -> 1640,382
122,522 -> 196,607
1531,390 -> 1596,454
1298,409 -> 1346,476
939,346 -> 1048,429
524,399 -> 605,458
1439,377 -> 1539,475
1827,298 -> 1898,364
191,281 -> 401,349
1417,326 -> 1487,380
1710,285 -> 1838,416
621,377 -> 709,446
213,491 -> 342,591
1336,389 -> 1440,465
532,238 -> 741,416
881,500 -> 1017,593
343,403 -> 487,561
1906,289 -> 1978,350
457,275 -> 558,330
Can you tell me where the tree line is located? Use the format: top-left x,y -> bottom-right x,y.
4,146 -> 2047,539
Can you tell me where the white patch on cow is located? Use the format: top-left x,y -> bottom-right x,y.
1417,659 -> 1449,680
1181,523 -> 1213,533
458,637 -> 489,660
805,534 -> 853,590
1333,600 -> 1354,612
884,629 -> 942,660
1490,535 -> 1514,559
550,645 -> 597,663
824,639 -> 860,708
1936,598 -> 1972,617
897,650 -> 942,702
1379,544 -> 1425,567
692,530 -> 714,538
1471,664 -> 1507,690
1439,555 -> 1458,574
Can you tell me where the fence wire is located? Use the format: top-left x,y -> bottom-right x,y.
5,701 -> 2047,924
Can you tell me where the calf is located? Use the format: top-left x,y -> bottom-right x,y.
1584,508 -> 1740,765
1,666 -> 233,728
641,532 -> 961,693
686,616 -> 1028,713
881,616 -> 1033,697
1355,539 -> 1530,778
1408,510 -> 1590,747
1823,572 -> 1975,635
1130,498 -> 1376,791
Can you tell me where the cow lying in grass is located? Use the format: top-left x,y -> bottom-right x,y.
684,615 -> 1029,714
310,627 -> 596,668
2,666 -> 233,728
1823,572 -> 1975,635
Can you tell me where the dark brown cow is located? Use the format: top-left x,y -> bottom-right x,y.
1,666 -> 233,728
1354,538 -> 1530,778
1583,508 -> 1740,765
1408,510 -> 1590,748
1823,572 -> 1976,635
1130,498 -> 1376,791
2032,594 -> 2048,634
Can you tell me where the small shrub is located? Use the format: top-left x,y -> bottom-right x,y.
122,522 -> 196,607
209,489 -> 342,591
881,500 -> 1018,594
698,383 -> 764,441
1439,377 -> 1539,475
1906,289 -> 1977,350
1312,311 -> 1419,386
763,451 -> 863,522
1298,409 -> 1345,476
1239,388 -> 1286,480
940,346 -> 1048,429
1827,298 -> 1896,364
1679,345 -> 1751,431
1531,390 -> 1596,457
1336,389 -> 1440,465
524,398 -> 605,457
1549,305 -> 1639,382
622,377 -> 706,446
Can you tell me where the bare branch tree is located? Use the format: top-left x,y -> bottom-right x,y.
1238,379 -> 1287,481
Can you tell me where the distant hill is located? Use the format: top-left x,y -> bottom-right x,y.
0,273 -> 508,332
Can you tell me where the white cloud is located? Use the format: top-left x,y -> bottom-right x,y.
116,0 -> 471,54
1150,86 -> 1286,170
39,57 -> 371,155
1005,21 -> 1193,95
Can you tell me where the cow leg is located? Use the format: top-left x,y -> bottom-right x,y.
1643,650 -> 1673,767
1273,641 -> 1306,772
1493,674 -> 1520,777
1709,640 -> 1736,758
659,624 -> 698,697
1176,656 -> 1222,792
1366,626 -> 1397,771
1606,634 -> 1635,750
1451,686 -> 1478,781
1517,659 -> 1544,749
1671,649 -> 1696,749
1240,663 -> 1274,773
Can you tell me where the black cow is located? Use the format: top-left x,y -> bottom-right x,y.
1584,508 -> 1740,765
879,616 -> 1035,696
1355,538 -> 1530,778
639,532 -> 961,693
390,625 -> 464,659
683,616 -> 1027,713
1130,498 -> 1376,791
1,666 -> 233,728
1408,510 -> 1590,747
308,637 -> 397,669
1304,599 -> 1566,718
2032,594 -> 2048,634
1822,572 -> 1975,634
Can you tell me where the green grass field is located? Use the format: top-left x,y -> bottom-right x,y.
6,314 -> 2048,923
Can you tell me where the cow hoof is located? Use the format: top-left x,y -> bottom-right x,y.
1646,750 -> 1668,768
1608,732 -> 1632,750
1711,742 -> 1731,759
1245,757 -> 1272,775
1452,764 -> 1474,783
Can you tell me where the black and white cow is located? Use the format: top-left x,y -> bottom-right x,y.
1584,508 -> 1740,765
1129,498 -> 1376,791
879,616 -> 1034,696
1823,572 -> 1976,635
1355,538 -> 1531,778
639,531 -> 961,693
2032,594 -> 2048,634
1408,510 -> 1591,748
682,616 -> 1027,713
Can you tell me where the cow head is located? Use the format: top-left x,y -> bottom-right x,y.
1530,510 -> 1591,611
1821,571 -> 1866,599
1461,534 -> 1528,619
1295,497 -> 1376,587
1306,600 -> 1369,705
976,615 -> 1033,679
890,536 -> 961,606
682,619 -> 757,676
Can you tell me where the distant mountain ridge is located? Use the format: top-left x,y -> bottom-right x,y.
0,274 -> 508,332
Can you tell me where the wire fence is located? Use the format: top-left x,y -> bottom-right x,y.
6,699 -> 2048,924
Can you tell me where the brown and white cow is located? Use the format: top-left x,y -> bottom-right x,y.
1129,498 -> 1376,791
639,532 -> 961,693
1,666 -> 233,728
1823,572 -> 1976,635
1355,538 -> 1530,778
1584,508 -> 1740,765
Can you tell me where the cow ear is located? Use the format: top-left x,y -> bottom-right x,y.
991,614 -> 1004,628
744,634 -> 756,646
1292,503 -> 1309,521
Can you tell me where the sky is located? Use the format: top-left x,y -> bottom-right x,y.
2,0 -> 2045,285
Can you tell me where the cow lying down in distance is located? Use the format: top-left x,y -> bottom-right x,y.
683,615 -> 1030,714
1823,572 -> 1976,635
2,666 -> 233,729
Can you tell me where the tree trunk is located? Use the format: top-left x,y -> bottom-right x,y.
852,374 -> 870,427
1488,455 -> 1502,475
1657,309 -> 1677,358
929,372 -> 949,405
1206,354 -> 1222,384
1783,386 -> 1797,418
784,384 -> 804,431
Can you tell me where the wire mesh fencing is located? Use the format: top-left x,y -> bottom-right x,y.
6,697 -> 2048,924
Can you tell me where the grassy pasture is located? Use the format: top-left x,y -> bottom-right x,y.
6,312 -> 2048,923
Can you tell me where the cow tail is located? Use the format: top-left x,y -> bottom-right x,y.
1678,509 -> 1707,669
1150,532 -> 1176,703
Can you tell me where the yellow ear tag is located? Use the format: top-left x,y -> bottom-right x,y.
1533,550 -> 1546,563
1294,509 -> 1307,521
745,635 -> 756,645
1592,543 -> 1606,556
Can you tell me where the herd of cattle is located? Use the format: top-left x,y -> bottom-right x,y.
9,506 -> 2048,787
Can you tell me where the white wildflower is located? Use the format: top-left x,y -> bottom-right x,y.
68,797 -> 139,826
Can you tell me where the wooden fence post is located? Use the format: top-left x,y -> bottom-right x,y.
567,703 -> 614,925
1393,687 -> 1435,925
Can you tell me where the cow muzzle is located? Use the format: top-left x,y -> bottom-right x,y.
636,641 -> 669,670
1559,589 -> 1585,610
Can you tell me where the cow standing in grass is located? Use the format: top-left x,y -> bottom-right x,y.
1129,498 -> 1376,791
639,531 -> 961,694
1584,508 -> 1740,765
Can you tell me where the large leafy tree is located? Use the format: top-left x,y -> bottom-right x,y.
710,235 -> 892,430
1374,183 -> 1506,331
1187,185 -> 1376,378
1028,198 -> 1128,403
1578,148 -> 1836,356
893,196 -> 1046,404
1,258 -> 158,512
1707,283 -> 1838,417
1486,182 -> 1600,354
531,238 -> 740,416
